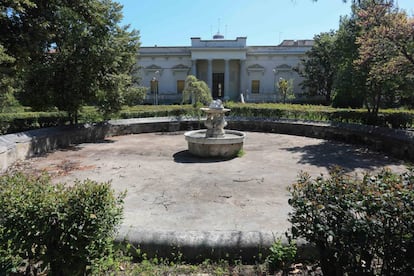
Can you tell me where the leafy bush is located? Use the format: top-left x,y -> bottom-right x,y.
0,111 -> 70,134
182,75 -> 212,106
79,106 -> 104,123
226,102 -> 414,129
0,173 -> 125,275
266,237 -> 297,273
1,103 -> 413,134
123,86 -> 147,106
288,167 -> 414,275
119,104 -> 198,119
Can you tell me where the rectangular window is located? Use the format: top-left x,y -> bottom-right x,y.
177,80 -> 185,94
150,79 -> 158,94
251,80 -> 260,94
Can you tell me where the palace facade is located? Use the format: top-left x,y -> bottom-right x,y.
138,35 -> 313,104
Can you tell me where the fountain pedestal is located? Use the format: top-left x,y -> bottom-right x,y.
184,100 -> 245,158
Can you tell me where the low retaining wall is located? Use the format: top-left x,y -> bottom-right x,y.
1,117 -> 414,173
1,117 -> 413,261
228,118 -> 414,161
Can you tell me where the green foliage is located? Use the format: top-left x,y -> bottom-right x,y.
332,15 -> 367,109
119,104 -> 198,119
1,0 -> 140,123
0,173 -> 125,275
277,77 -> 295,104
288,167 -> 414,275
297,31 -> 337,104
354,0 -> 412,115
1,103 -> 413,134
226,102 -> 414,129
266,237 -> 297,273
0,105 -> 202,134
124,86 -> 148,106
0,111 -> 70,134
78,106 -> 104,124
236,149 -> 245,158
304,1 -> 414,114
182,75 -> 213,107
0,43 -> 16,112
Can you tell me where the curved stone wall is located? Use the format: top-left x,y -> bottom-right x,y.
1,117 -> 413,172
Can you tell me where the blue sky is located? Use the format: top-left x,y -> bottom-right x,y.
117,0 -> 414,47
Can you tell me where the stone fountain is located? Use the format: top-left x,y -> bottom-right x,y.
184,100 -> 245,158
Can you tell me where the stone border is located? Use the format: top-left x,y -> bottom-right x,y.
2,117 -> 413,173
0,118 -> 198,173
117,227 -> 315,262
1,117 -> 413,261
227,118 -> 414,161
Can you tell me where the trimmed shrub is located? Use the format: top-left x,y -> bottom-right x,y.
0,173 -> 125,275
225,102 -> 414,129
1,103 -> 413,134
0,111 -> 70,134
288,168 -> 414,275
123,86 -> 147,106
119,105 -> 197,119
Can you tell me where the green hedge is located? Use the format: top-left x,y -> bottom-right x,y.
288,168 -> 414,275
0,173 -> 125,275
0,111 -> 70,134
1,104 -> 413,134
225,103 -> 414,129
118,105 -> 198,119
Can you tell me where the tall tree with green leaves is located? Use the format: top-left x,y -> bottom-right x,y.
0,44 -> 17,112
332,15 -> 367,108
297,31 -> 337,104
1,0 -> 140,123
355,0 -> 414,114
0,0 -> 38,111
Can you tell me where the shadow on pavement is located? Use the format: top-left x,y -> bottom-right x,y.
173,150 -> 235,164
281,140 -> 402,172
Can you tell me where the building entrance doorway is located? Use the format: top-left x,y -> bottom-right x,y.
212,73 -> 224,99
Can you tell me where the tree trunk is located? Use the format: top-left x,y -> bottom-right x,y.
326,79 -> 333,105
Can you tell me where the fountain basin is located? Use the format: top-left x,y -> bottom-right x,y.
184,129 -> 245,158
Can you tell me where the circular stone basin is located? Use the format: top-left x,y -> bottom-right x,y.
184,129 -> 245,158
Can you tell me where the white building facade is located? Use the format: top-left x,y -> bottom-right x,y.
138,35 -> 313,104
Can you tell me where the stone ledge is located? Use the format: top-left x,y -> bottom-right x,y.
116,227 -> 316,262
1,117 -> 413,173
0,117 -> 411,261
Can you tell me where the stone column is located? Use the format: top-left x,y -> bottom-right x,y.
207,59 -> 213,91
191,59 -> 197,77
224,59 -> 230,100
239,59 -> 246,98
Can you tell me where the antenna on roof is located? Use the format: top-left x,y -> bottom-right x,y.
218,18 -> 221,33
225,24 -> 227,38
213,18 -> 224,39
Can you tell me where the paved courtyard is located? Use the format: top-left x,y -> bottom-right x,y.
13,131 -> 407,255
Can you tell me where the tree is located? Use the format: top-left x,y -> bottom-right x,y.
277,77 -> 294,104
0,0 -> 38,112
0,44 -> 17,112
355,0 -> 414,114
297,31 -> 337,104
182,75 -> 212,106
1,0 -> 140,123
332,15 -> 367,108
